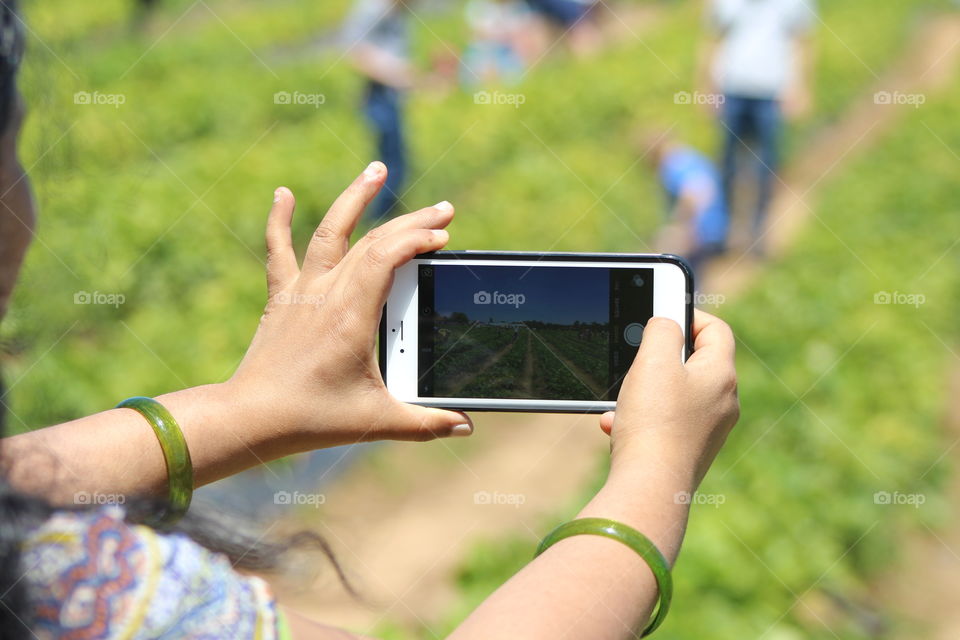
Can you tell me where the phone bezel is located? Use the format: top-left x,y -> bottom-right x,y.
379,251 -> 694,413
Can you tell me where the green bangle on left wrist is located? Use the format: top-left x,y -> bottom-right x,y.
116,396 -> 193,525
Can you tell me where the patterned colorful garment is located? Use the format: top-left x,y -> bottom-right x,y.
21,506 -> 285,639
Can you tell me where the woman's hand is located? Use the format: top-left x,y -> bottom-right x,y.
227,162 -> 473,450
449,313 -> 738,640
600,310 -> 739,490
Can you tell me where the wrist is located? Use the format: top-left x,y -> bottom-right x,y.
155,382 -> 305,486
210,379 -> 316,456
608,441 -> 701,496
582,471 -> 693,566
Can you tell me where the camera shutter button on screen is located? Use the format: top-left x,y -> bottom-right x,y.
624,322 -> 644,347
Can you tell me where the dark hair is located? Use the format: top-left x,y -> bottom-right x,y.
0,4 -> 353,636
0,0 -> 22,137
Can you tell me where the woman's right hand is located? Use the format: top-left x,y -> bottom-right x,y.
225,162 -> 474,452
600,310 -> 740,490
448,311 -> 739,640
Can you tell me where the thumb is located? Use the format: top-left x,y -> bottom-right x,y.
384,403 -> 474,442
634,317 -> 685,367
618,317 -> 685,408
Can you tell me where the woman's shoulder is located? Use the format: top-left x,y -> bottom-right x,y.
22,505 -> 282,639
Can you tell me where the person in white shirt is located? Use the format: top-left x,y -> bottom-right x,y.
701,0 -> 816,254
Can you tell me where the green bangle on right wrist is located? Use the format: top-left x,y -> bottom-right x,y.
534,517 -> 673,637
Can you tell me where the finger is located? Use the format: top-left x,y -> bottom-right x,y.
302,161 -> 387,276
688,309 -> 735,363
383,404 -> 474,441
635,317 -> 685,366
349,227 -> 450,311
265,187 -> 299,296
356,201 -> 455,249
338,201 -> 455,275
599,410 -> 615,435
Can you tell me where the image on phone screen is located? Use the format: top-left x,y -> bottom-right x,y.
417,264 -> 654,402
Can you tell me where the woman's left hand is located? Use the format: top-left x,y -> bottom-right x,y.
227,161 -> 473,450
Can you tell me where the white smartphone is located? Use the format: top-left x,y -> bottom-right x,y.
380,251 -> 693,413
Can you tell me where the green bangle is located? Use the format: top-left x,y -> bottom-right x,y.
534,518 -> 673,637
116,396 -> 193,525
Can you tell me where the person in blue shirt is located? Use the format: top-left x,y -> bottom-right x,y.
644,132 -> 730,277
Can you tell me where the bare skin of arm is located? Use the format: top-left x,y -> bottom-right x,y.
657,188 -> 706,256
446,313 -> 738,640
282,313 -> 738,639
783,35 -> 815,120
696,34 -> 721,101
349,43 -> 416,90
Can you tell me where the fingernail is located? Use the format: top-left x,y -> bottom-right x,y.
274,188 -> 284,203
450,424 -> 473,437
434,201 -> 453,213
364,161 -> 383,178
432,229 -> 449,242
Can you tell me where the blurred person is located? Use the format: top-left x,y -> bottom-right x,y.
342,0 -> 416,223
131,0 -> 161,27
642,131 -> 729,278
524,0 -> 601,57
702,0 -> 816,255
1,4 -> 740,638
462,0 -> 534,86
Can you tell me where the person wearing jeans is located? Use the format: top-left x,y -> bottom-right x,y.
718,94 -> 781,242
703,0 -> 816,255
342,0 -> 415,222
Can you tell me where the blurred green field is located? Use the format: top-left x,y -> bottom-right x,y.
439,86 -> 960,640
4,0 -> 959,638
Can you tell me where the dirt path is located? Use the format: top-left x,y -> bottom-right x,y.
444,332 -> 517,398
279,14 -> 960,637
520,332 -> 535,398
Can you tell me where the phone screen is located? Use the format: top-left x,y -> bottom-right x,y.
417,264 -> 654,401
